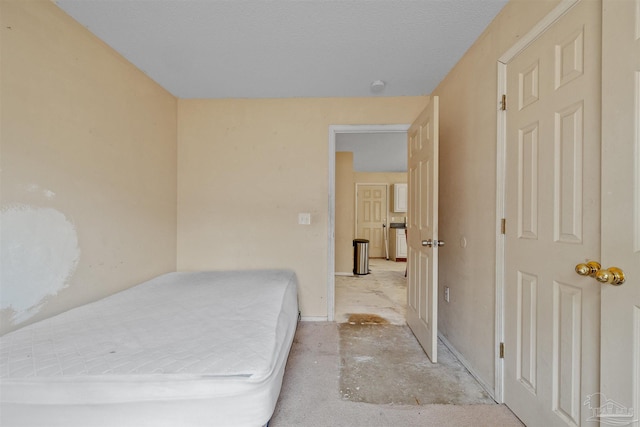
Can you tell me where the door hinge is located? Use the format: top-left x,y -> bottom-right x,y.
500,342 -> 505,359
500,94 -> 507,111
501,218 -> 506,235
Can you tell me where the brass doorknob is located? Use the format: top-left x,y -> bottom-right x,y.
595,267 -> 625,285
575,261 -> 601,277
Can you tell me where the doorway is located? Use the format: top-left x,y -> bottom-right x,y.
329,97 -> 440,363
327,125 -> 409,321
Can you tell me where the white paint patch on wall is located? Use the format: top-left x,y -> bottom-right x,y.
0,205 -> 80,324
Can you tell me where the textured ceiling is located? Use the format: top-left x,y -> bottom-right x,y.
54,0 -> 508,99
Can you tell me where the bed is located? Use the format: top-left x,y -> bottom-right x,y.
0,269 -> 299,427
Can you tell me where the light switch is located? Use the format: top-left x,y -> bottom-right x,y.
298,213 -> 311,225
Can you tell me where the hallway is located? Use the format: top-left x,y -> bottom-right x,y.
335,258 -> 407,325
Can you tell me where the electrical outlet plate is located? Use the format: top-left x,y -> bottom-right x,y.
444,287 -> 450,302
298,213 -> 311,225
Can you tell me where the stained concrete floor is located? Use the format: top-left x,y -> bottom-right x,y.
334,258 -> 495,407
335,258 -> 407,325
271,322 -> 524,427
339,324 -> 494,405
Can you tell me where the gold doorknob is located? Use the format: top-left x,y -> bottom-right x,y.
575,261 -> 601,277
595,267 -> 625,285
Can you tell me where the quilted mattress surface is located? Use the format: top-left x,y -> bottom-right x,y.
0,270 -> 299,426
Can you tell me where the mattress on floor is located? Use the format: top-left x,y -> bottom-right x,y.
0,270 -> 299,427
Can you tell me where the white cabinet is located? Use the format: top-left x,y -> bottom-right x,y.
393,183 -> 407,212
389,228 -> 407,261
396,229 -> 407,259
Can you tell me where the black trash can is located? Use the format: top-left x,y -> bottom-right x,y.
353,238 -> 369,275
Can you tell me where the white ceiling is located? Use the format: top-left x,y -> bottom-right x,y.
54,0 -> 508,99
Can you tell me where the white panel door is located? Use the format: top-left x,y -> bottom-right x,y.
503,1 -> 600,425
600,1 -> 640,425
356,184 -> 387,258
407,97 -> 439,363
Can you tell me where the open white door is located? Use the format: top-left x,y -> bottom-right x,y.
406,96 -> 440,363
599,1 -> 640,424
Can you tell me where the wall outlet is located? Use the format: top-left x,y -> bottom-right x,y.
444,286 -> 450,303
298,213 -> 311,225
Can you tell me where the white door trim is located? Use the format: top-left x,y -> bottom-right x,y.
327,124 -> 410,321
494,0 -> 580,403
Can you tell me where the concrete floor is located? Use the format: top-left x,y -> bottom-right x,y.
339,323 -> 494,405
333,258 -> 496,407
271,322 -> 524,427
335,258 -> 407,325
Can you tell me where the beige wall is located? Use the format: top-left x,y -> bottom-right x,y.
0,0 -> 178,334
335,152 -> 356,273
334,151 -> 407,273
432,0 -> 561,391
177,97 -> 427,317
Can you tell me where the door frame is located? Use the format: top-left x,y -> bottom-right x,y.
494,0 -> 580,404
327,124 -> 410,321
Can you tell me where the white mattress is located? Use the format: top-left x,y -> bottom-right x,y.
0,270 -> 299,427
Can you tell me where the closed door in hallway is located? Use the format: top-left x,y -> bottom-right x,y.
503,1 -> 600,425
356,184 -> 387,258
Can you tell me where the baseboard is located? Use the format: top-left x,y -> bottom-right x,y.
438,332 -> 496,401
301,316 -> 328,322
335,272 -> 353,276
